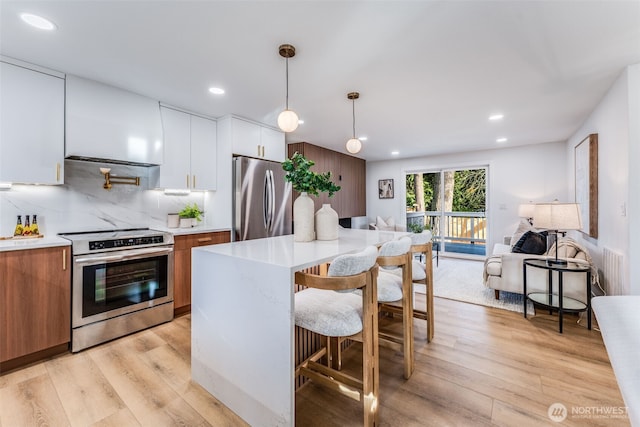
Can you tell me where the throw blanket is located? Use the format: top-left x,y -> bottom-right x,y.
547,237 -> 602,292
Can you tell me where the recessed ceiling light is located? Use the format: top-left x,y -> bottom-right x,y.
208,87 -> 225,95
489,114 -> 504,121
20,13 -> 56,30
298,119 -> 304,125
391,151 -> 399,156
496,137 -> 508,143
359,136 -> 368,141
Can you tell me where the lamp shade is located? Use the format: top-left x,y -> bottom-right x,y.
533,202 -> 582,231
346,138 -> 362,154
518,203 -> 536,219
277,109 -> 299,133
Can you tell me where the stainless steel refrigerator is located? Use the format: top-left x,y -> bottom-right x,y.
233,156 -> 292,241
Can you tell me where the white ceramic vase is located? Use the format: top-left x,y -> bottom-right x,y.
315,204 -> 339,240
167,213 -> 179,228
179,217 -> 192,228
294,192 -> 315,242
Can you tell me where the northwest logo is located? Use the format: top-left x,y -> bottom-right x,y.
548,403 -> 568,422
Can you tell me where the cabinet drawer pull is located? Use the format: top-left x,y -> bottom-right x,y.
193,175 -> 196,188
197,237 -> 213,243
257,144 -> 261,157
187,174 -> 190,188
56,163 -> 61,182
62,249 -> 67,271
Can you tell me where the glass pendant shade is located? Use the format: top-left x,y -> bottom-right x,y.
278,109 -> 299,133
346,138 -> 362,154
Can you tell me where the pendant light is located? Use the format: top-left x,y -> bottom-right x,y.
277,44 -> 299,133
346,92 -> 362,154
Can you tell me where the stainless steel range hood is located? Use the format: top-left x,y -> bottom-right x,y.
65,75 -> 164,166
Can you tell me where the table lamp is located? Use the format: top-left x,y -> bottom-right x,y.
518,202 -> 536,225
533,201 -> 582,266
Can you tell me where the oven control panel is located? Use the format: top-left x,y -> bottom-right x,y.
89,235 -> 165,251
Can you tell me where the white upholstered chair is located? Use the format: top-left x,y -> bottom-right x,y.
383,230 -> 435,342
294,246 -> 380,426
376,236 -> 415,379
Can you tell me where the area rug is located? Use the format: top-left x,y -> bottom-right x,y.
423,258 -> 535,315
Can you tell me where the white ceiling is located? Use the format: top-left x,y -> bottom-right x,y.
1,1 -> 639,161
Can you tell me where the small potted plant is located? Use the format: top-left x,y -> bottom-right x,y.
179,203 -> 203,228
409,223 -> 425,233
283,152 -> 341,241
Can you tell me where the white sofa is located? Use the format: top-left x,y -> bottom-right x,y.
483,234 -> 594,302
369,216 -> 407,232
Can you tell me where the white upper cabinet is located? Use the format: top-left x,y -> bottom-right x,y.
159,107 -> 191,188
231,117 -> 262,158
224,116 -> 285,162
66,75 -> 163,165
260,126 -> 286,162
0,60 -> 64,184
190,114 -> 217,190
159,106 -> 217,190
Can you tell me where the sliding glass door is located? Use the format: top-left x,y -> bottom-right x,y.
406,167 -> 487,257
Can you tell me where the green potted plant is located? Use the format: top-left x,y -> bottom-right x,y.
282,152 -> 341,196
282,152 -> 341,241
179,203 -> 203,228
408,223 -> 425,233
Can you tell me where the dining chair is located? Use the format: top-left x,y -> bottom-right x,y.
294,246 -> 380,426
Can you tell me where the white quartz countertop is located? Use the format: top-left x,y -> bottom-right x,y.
193,228 -> 408,270
0,227 -> 231,252
153,226 -> 231,236
0,235 -> 70,252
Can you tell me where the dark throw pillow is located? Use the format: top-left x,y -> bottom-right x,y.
512,231 -> 548,255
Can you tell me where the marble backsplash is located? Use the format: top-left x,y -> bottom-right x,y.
0,159 -> 226,237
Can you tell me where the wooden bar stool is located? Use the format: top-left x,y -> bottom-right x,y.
376,236 -> 414,379
382,231 -> 435,342
294,246 -> 380,426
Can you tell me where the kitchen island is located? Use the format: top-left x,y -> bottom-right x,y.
191,228 -> 407,426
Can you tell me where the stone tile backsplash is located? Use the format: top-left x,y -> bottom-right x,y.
0,159 -> 219,237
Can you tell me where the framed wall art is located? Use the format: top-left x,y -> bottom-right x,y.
378,179 -> 394,199
574,133 -> 598,238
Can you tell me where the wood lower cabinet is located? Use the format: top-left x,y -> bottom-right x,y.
0,246 -> 71,367
288,142 -> 366,218
173,231 -> 231,315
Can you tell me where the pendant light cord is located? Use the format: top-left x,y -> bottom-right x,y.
285,57 -> 289,110
352,98 -> 356,138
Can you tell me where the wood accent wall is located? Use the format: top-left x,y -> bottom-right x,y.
287,142 -> 366,218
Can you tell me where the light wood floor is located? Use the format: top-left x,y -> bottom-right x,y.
0,297 -> 628,426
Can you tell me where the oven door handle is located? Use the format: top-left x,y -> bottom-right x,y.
74,247 -> 174,264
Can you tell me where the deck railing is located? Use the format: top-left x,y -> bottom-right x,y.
407,211 -> 486,254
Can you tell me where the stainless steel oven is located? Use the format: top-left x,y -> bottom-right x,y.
60,229 -> 174,352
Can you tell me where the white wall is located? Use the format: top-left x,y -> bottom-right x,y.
629,65 -> 640,295
566,64 -> 640,295
366,141 -> 567,251
204,116 -> 233,231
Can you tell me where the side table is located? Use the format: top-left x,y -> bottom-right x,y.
523,258 -> 591,333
